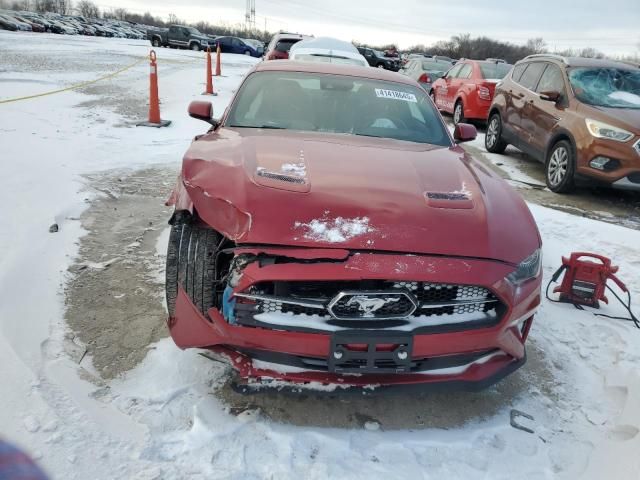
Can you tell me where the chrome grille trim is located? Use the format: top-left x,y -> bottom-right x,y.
234,293 -> 325,310
419,298 -> 499,309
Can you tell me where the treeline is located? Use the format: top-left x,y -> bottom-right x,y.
368,34 -> 609,64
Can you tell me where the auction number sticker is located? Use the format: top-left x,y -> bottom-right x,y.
375,89 -> 417,103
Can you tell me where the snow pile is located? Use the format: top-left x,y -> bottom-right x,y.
294,214 -> 374,243
608,91 -> 640,106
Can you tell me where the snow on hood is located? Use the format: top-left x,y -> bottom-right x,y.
294,213 -> 375,243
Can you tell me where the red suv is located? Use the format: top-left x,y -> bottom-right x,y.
264,32 -> 308,60
431,60 -> 513,124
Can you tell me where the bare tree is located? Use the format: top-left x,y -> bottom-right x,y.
526,37 -> 547,54
34,0 -> 55,12
75,0 -> 99,18
167,13 -> 180,24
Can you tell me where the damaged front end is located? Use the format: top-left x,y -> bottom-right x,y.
168,242 -> 540,394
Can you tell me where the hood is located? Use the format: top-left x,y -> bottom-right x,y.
579,103 -> 640,134
182,129 -> 540,265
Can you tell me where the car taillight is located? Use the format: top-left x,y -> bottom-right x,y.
478,85 -> 491,100
418,73 -> 432,83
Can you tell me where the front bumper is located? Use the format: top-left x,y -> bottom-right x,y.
169,251 -> 540,391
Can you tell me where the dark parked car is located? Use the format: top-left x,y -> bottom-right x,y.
487,54 -> 640,193
357,47 -> 400,71
0,14 -> 18,31
164,61 -> 542,393
148,25 -> 209,51
213,36 -> 262,57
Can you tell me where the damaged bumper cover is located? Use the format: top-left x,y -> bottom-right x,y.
169,248 -> 540,392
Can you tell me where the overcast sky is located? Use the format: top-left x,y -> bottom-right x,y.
97,0 -> 639,56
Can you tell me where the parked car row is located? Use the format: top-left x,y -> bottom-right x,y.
0,9 -> 146,38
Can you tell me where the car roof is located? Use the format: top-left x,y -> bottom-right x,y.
518,55 -> 635,70
253,60 -> 417,86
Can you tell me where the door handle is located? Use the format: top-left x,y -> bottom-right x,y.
513,93 -> 524,99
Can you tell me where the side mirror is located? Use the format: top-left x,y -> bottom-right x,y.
188,101 -> 217,125
540,91 -> 561,102
453,123 -> 477,143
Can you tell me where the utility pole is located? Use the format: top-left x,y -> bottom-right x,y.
245,0 -> 256,32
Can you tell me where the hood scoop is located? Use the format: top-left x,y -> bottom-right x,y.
426,191 -> 474,209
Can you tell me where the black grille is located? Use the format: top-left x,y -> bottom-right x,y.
236,280 -> 503,332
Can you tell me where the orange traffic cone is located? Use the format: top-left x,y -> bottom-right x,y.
215,42 -> 221,77
202,47 -> 217,96
137,50 -> 171,127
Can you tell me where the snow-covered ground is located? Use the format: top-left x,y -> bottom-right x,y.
1,32 -> 639,479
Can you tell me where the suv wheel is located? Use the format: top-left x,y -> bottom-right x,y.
244,50 -> 251,55
376,63 -> 385,69
152,38 -> 161,47
190,43 -> 200,51
453,100 -> 465,125
166,219 -> 220,317
485,113 -> 508,154
546,140 -> 576,193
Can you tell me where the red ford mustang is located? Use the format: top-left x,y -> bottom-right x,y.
165,61 -> 542,393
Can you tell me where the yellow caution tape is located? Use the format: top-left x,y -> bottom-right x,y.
0,56 -> 147,105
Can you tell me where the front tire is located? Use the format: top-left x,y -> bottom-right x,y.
190,43 -> 201,51
376,63 -> 385,69
453,100 -> 465,125
166,219 -> 219,318
545,140 -> 576,193
152,37 -> 161,47
485,113 -> 508,153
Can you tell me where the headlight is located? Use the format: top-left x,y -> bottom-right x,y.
585,119 -> 633,142
507,249 -> 542,285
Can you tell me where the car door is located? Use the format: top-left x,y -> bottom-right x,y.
435,63 -> 462,111
363,49 -> 375,66
231,38 -> 243,54
526,63 -> 568,158
507,61 -> 546,147
168,26 -> 181,46
444,63 -> 472,113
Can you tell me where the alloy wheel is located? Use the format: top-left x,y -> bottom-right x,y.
548,146 -> 569,187
486,117 -> 499,148
454,103 -> 463,124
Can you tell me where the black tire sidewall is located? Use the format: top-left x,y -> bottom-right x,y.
453,101 -> 464,125
485,113 -> 507,153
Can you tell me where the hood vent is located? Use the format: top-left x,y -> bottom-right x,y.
257,169 -> 305,184
427,192 -> 470,201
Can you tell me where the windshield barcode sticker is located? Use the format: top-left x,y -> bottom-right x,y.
375,89 -> 417,102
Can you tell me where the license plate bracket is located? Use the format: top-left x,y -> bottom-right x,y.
328,331 -> 414,374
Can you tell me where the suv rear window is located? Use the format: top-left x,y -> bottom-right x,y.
511,64 -> 527,82
275,39 -> 299,52
479,62 -> 512,80
518,62 -> 547,90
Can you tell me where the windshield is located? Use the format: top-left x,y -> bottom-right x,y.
569,67 -> 640,109
187,27 -> 201,34
294,54 -> 365,66
226,71 -> 450,146
479,62 -> 512,79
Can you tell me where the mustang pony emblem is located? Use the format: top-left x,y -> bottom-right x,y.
346,295 -> 400,317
